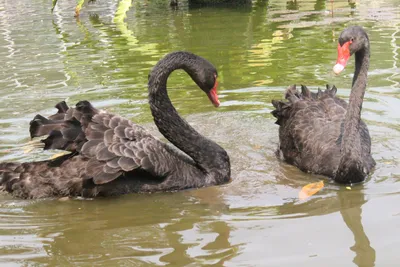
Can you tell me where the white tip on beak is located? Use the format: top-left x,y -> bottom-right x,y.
333,64 -> 345,75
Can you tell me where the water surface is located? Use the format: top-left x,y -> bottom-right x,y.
0,0 -> 399,266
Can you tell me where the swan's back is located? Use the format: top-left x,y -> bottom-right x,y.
0,101 -> 201,198
272,85 -> 372,177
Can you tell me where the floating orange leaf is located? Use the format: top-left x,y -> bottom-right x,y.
299,181 -> 324,200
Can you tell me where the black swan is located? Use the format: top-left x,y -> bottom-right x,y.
0,51 -> 231,198
271,26 -> 375,183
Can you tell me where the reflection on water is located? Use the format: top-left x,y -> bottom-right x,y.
0,0 -> 400,266
338,188 -> 376,267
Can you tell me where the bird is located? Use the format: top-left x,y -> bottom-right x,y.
0,51 -> 231,198
271,26 -> 375,184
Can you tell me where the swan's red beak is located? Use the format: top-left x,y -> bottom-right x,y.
333,41 -> 351,74
207,78 -> 220,108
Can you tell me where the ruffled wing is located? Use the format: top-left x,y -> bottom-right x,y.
80,113 -> 173,184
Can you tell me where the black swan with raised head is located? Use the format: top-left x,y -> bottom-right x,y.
272,26 -> 375,183
0,51 -> 231,198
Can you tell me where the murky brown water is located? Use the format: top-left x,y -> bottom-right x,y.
0,0 -> 399,266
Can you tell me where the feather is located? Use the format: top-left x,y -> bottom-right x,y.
103,164 -> 121,174
114,125 -> 126,139
81,139 -> 102,157
104,129 -> 114,146
97,146 -> 117,161
93,171 -> 121,185
109,116 -> 121,129
118,157 -> 137,171
106,157 -> 120,169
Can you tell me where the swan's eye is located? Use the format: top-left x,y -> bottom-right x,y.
350,37 -> 354,43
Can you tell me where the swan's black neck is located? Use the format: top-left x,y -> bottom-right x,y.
336,45 -> 370,183
147,52 -> 230,183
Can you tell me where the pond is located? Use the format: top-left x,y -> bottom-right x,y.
0,0 -> 399,265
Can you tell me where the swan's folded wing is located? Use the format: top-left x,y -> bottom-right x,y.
287,96 -> 347,168
81,113 -> 172,185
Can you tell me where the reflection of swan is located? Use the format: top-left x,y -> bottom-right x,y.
270,183 -> 375,266
272,26 -> 375,183
162,216 -> 236,265
338,188 -> 376,267
0,52 -> 230,198
18,187 -> 235,265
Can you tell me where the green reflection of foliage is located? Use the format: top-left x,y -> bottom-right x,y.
51,0 -> 85,17
113,0 -> 138,46
51,0 -> 58,12
113,0 -> 133,24
48,2 -> 163,121
75,0 -> 85,17
112,0 -> 159,54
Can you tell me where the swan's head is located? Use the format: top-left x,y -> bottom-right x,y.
189,57 -> 220,108
205,73 -> 220,108
333,26 -> 369,74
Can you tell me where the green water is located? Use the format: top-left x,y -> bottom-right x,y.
0,0 -> 399,266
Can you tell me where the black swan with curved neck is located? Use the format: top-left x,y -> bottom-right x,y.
272,26 -> 375,183
0,51 -> 231,198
